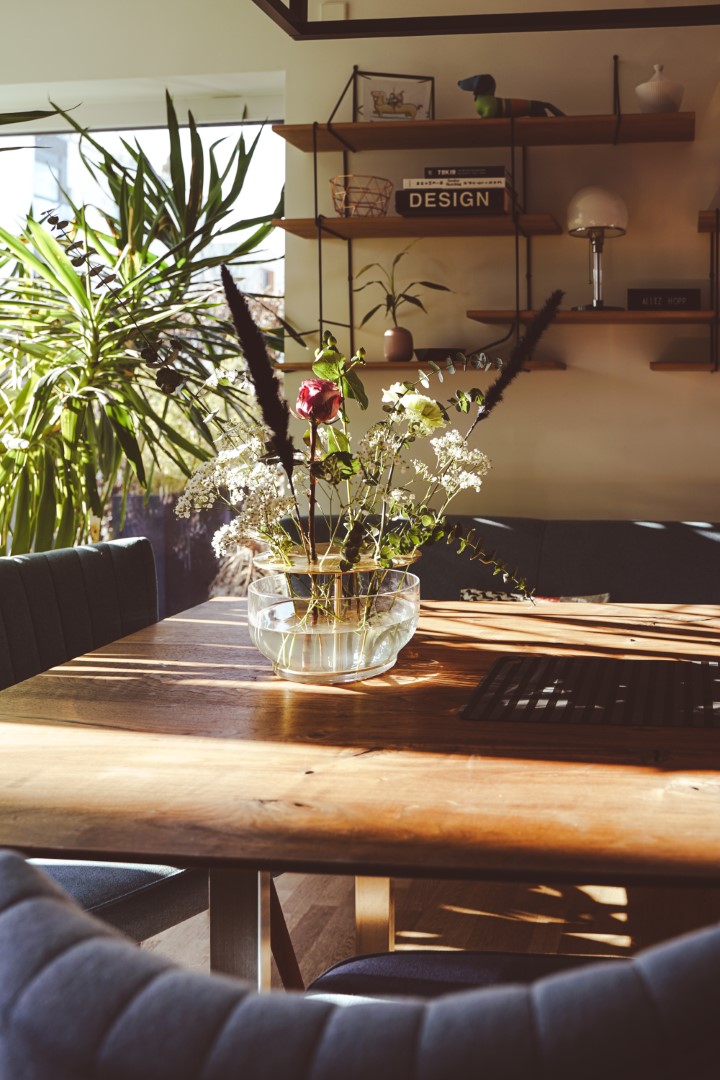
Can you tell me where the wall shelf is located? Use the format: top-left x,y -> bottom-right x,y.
649,361 -> 716,372
275,111 -> 706,371
274,214 -> 560,240
466,311 -> 716,372
273,113 -> 695,154
275,358 -> 565,373
467,309 -> 716,326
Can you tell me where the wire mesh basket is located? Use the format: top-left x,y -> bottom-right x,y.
330,174 -> 393,217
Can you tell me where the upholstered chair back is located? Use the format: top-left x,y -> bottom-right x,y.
0,538 -> 157,689
0,851 -> 718,1080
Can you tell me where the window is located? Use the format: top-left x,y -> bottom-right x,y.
0,121 -> 284,297
32,135 -> 69,220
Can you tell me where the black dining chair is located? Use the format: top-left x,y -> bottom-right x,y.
1,849 -> 718,1080
0,538 -> 302,988
306,946 -> 620,1000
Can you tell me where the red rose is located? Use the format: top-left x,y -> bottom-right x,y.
296,378 -> 343,424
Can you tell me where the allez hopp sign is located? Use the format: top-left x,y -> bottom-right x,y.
627,288 -> 702,310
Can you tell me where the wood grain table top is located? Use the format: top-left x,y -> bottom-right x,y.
1,599 -> 719,886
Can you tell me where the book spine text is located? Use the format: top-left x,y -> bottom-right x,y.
395,188 -> 512,215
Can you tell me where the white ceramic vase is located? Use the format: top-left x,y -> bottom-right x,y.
635,65 -> 684,114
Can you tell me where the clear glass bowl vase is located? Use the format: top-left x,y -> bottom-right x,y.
247,568 -> 420,684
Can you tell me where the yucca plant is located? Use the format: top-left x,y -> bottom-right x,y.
0,105 -> 64,151
58,93 -> 285,305
0,94 -> 290,554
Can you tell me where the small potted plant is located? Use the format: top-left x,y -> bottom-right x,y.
354,241 -> 451,362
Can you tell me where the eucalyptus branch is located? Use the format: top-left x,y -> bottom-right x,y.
448,522 -> 532,595
41,211 -> 190,396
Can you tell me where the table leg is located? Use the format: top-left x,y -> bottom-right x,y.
209,869 -> 271,990
355,876 -> 395,954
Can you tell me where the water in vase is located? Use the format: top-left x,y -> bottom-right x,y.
250,597 -> 419,683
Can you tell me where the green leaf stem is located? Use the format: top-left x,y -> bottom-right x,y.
354,242 -> 451,328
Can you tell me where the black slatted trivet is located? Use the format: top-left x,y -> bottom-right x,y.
461,655 -> 720,727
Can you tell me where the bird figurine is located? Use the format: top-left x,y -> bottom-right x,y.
458,74 -> 564,118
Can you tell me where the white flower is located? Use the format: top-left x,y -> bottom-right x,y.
211,486 -> 295,556
403,397 -> 447,436
381,382 -> 409,404
205,361 -> 250,391
382,383 -> 446,436
413,429 -> 491,495
358,424 -> 404,462
176,423 -> 293,544
175,460 -> 219,518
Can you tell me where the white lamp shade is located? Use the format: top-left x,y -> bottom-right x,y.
567,186 -> 628,237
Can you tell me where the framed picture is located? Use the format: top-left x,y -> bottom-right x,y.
354,71 -> 435,123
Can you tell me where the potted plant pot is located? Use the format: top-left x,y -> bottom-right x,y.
383,325 -> 414,362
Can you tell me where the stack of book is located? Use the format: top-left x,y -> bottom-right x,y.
395,165 -> 518,217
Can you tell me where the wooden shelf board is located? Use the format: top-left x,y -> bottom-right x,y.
277,360 -> 424,372
274,113 -> 694,153
650,360 -> 716,372
698,210 -> 720,233
275,359 -> 565,373
467,309 -> 716,326
522,358 -> 566,371
274,214 -> 560,239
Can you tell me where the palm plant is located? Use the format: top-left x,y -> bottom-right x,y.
354,240 -> 450,328
0,105 -> 64,150
0,93 -> 290,554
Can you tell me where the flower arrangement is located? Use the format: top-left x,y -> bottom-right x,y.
177,268 -> 563,598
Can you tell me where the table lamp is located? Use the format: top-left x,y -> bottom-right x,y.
567,186 -> 628,310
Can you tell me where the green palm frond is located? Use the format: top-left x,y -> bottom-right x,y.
0,92 -> 287,553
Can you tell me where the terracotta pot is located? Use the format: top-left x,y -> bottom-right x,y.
383,326 -> 414,362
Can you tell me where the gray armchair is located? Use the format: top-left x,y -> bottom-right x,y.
0,851 -> 718,1079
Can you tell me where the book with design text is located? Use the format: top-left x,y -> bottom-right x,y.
395,187 -> 513,215
424,164 -> 507,179
403,176 -> 510,189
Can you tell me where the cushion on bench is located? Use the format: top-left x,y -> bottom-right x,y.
414,517 -> 720,603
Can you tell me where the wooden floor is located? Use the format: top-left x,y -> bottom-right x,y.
142,875 -> 720,990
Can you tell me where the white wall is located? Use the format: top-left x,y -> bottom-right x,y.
2,1 -> 720,520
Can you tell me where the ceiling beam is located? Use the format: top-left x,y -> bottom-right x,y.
249,0 -> 303,39
250,4 -> 720,39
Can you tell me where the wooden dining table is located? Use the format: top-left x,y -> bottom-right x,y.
1,597 -> 719,988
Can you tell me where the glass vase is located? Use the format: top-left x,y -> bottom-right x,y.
247,565 -> 420,684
